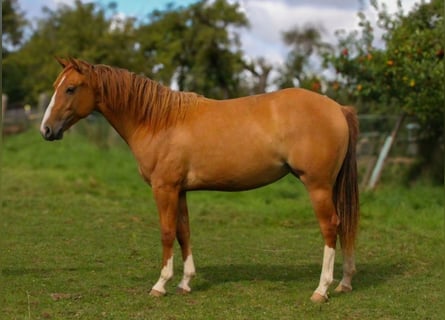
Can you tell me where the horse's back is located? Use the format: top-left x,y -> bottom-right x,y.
177,88 -> 349,190
196,88 -> 349,156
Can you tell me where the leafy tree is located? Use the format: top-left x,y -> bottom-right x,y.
277,24 -> 332,91
135,0 -> 249,98
3,0 -> 249,103
242,57 -> 273,94
2,0 -> 28,101
325,0 -> 444,139
2,0 -> 27,56
324,0 -> 444,183
2,0 -> 138,103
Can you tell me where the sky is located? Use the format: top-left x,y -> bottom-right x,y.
19,0 -> 421,66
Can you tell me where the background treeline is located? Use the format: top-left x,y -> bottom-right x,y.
2,0 -> 443,183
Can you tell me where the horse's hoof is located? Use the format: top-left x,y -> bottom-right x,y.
177,287 -> 191,295
149,289 -> 165,297
334,283 -> 352,293
310,292 -> 328,303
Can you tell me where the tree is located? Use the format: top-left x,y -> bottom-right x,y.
2,0 -> 27,57
2,0 -> 138,104
324,0 -> 444,183
325,0 -> 444,138
277,24 -> 332,91
242,57 -> 273,94
2,0 -> 251,103
135,0 -> 249,98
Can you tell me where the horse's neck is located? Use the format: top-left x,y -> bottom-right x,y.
95,93 -> 179,144
94,72 -> 198,144
96,102 -> 138,143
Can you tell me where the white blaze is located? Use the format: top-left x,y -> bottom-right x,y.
40,76 -> 66,134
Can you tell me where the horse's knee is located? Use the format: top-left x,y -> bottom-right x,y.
161,230 -> 176,246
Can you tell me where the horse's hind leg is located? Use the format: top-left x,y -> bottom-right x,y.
176,192 -> 196,294
307,185 -> 339,303
335,247 -> 356,293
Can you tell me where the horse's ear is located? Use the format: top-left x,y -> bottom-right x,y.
55,56 -> 68,68
68,57 -> 83,74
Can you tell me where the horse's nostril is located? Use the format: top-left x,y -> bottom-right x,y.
43,126 -> 53,140
42,125 -> 63,141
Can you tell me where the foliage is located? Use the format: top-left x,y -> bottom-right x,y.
1,0 -> 249,103
324,0 -> 444,139
2,129 -> 444,319
242,57 -> 273,94
136,0 -> 249,98
2,0 -> 138,103
277,24 -> 332,91
1,0 -> 27,56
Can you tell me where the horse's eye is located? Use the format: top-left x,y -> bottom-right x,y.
66,86 -> 76,95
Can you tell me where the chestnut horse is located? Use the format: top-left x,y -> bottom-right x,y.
40,58 -> 359,303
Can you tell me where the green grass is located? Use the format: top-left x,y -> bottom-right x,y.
2,129 -> 444,319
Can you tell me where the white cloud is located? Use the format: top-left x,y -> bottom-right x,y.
236,0 -> 422,64
237,0 -> 360,64
53,0 -> 73,4
280,0 -> 363,10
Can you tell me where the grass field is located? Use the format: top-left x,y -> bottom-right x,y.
2,129 -> 443,319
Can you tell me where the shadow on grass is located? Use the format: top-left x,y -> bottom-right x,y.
3,260 -> 407,295
197,260 -> 407,292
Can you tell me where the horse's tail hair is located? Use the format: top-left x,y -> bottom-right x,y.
334,106 -> 360,254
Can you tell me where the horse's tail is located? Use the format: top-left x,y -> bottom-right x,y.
334,106 -> 360,254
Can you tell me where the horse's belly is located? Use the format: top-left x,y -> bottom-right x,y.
185,155 -> 289,191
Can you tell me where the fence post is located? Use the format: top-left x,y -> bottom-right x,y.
2,94 -> 7,121
366,114 -> 406,191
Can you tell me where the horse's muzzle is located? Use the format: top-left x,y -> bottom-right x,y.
41,125 -> 64,141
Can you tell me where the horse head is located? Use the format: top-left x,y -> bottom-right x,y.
40,57 -> 96,140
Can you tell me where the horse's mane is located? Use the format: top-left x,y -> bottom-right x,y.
84,62 -> 199,132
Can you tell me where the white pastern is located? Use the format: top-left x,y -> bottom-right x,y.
40,76 -> 66,134
178,255 -> 196,292
314,245 -> 335,297
152,256 -> 174,294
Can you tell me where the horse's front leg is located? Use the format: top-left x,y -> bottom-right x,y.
150,185 -> 179,296
176,191 -> 196,294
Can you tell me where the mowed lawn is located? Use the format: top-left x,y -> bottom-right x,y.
2,129 -> 443,319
